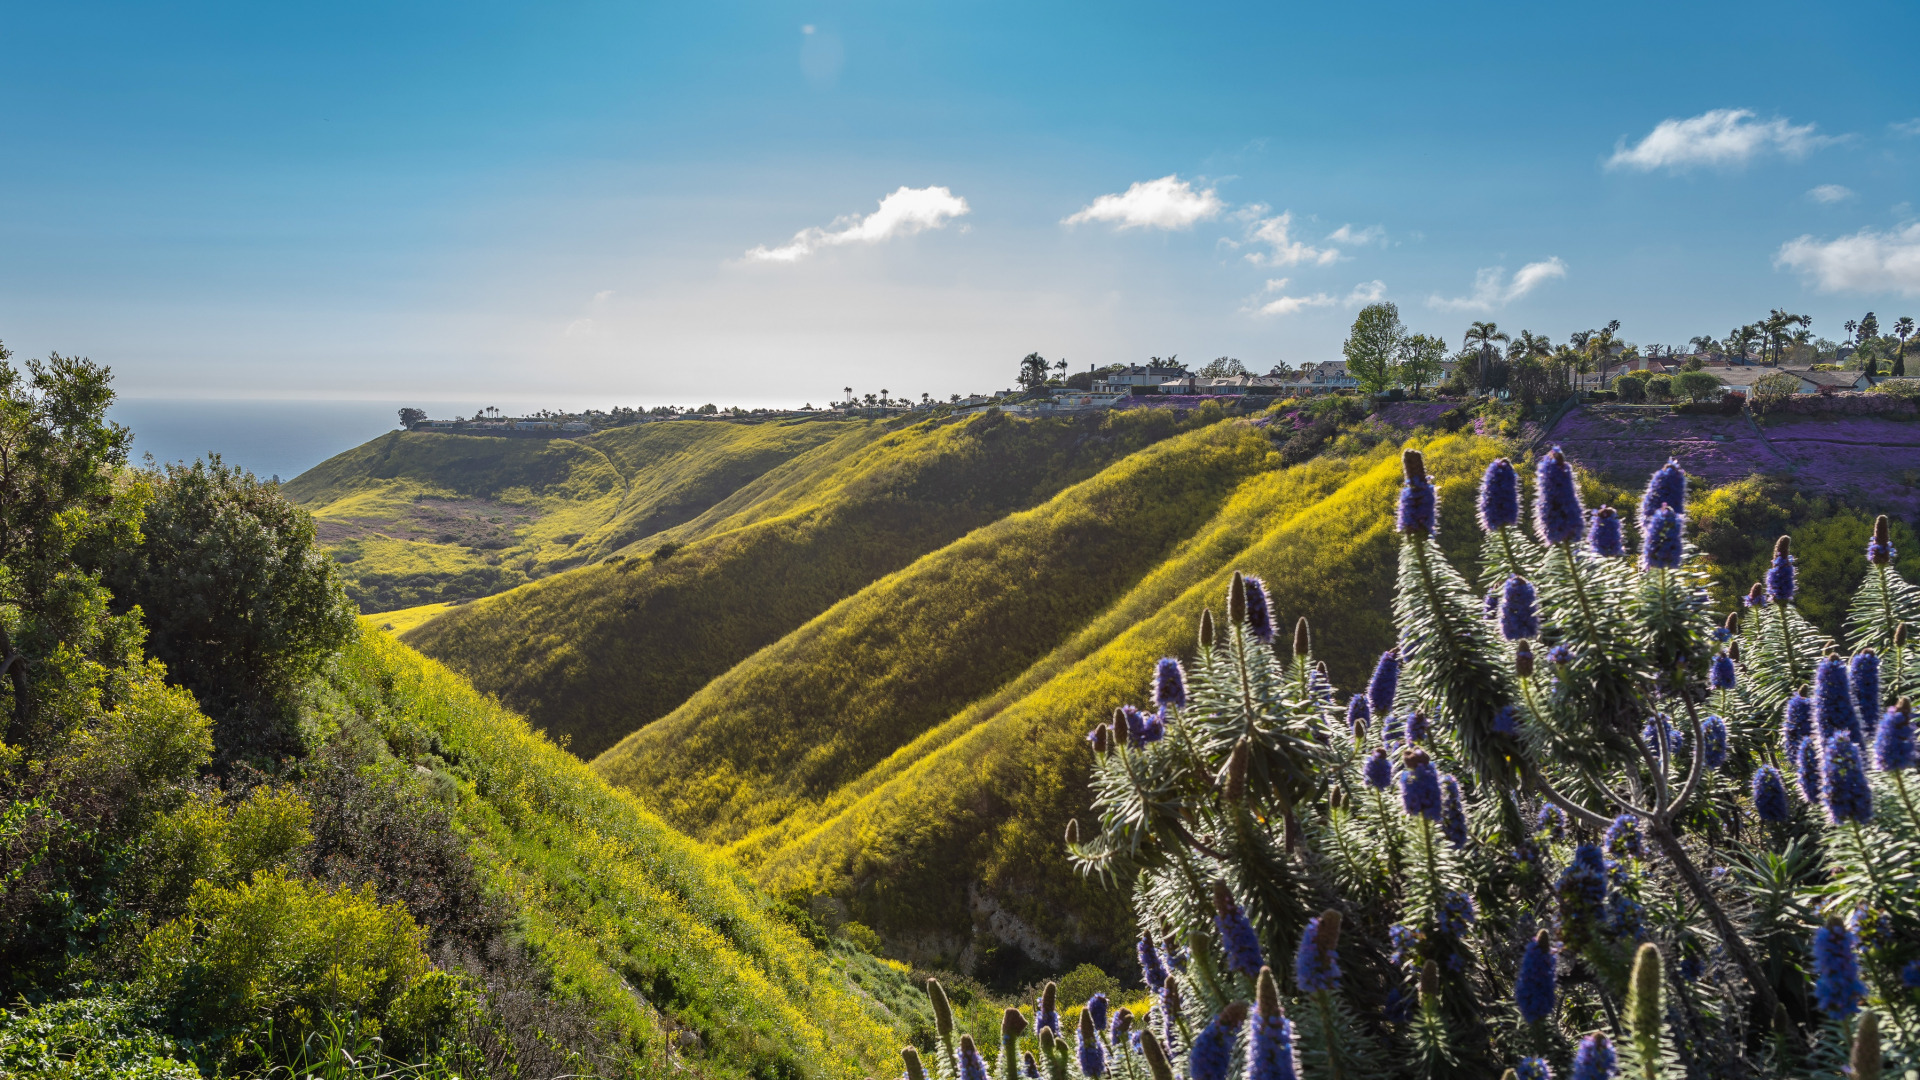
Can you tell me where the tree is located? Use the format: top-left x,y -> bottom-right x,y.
398,407 -> 426,429
1583,320 -> 1622,385
1463,321 -> 1508,389
1265,361 -> 1295,377
1674,370 -> 1722,402
1688,334 -> 1718,355
1052,359 -> 1068,384
1397,333 -> 1447,394
102,455 -> 355,765
1894,316 -> 1913,377
1017,352 -> 1050,391
1199,356 -> 1248,378
1613,371 -> 1649,402
1342,302 -> 1405,395
1859,311 -> 1879,342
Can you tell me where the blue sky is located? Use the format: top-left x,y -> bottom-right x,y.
2,1 -> 1916,409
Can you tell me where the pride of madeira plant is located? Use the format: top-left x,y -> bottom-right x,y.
887,447 -> 1920,1079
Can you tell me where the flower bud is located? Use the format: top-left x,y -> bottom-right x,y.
1003,1007 -> 1028,1040
1293,617 -> 1311,659
1199,608 -> 1216,650
1230,571 -> 1247,625
928,978 -> 953,1037
1897,622 -> 1909,647
1419,960 -> 1440,1004
1224,737 -> 1250,801
1853,1009 -> 1882,1080
902,1046 -> 927,1080
1724,612 -> 1739,636
1516,645 -> 1534,678
1065,818 -> 1080,846
1110,1007 -> 1133,1043
1139,1030 -> 1174,1080
1091,725 -> 1110,754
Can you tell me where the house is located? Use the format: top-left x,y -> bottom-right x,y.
1296,361 -> 1359,391
1094,363 -> 1190,394
1711,367 -> 1873,395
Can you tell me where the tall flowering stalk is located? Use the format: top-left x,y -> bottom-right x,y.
1065,439 -> 1920,1078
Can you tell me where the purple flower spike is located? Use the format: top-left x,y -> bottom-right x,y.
1588,506 -> 1624,557
1479,458 -> 1520,531
1514,931 -> 1557,1025
1400,751 -> 1443,821
1187,1008 -> 1244,1080
1783,692 -> 1813,763
1874,702 -> 1915,771
1367,649 -> 1399,717
1397,449 -> 1438,537
1293,914 -> 1342,994
1640,458 -> 1687,529
1212,882 -> 1265,977
1247,975 -> 1299,1080
1702,715 -> 1729,769
1439,774 -> 1467,847
1500,575 -> 1539,641
1709,653 -> 1736,691
1752,766 -> 1789,821
1363,748 -> 1394,790
1765,537 -> 1796,604
1795,736 -> 1823,804
1152,657 -> 1187,710
1822,735 -> 1874,824
1515,1059 -> 1554,1080
1812,918 -> 1867,1018
1867,514 -> 1897,566
1850,651 -> 1880,733
1570,1033 -> 1616,1080
1346,693 -> 1370,731
1812,655 -> 1860,743
1244,576 -> 1274,643
1534,448 -> 1584,546
1137,937 -> 1168,992
1641,504 -> 1683,570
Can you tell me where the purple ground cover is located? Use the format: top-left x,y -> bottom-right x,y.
1543,404 -> 1920,516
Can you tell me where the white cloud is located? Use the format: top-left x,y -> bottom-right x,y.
593,289 -> 615,302
1775,223 -> 1920,297
1607,108 -> 1831,171
745,185 -> 970,263
1326,224 -> 1386,246
1063,175 -> 1223,230
564,318 -> 595,338
1250,278 -> 1386,317
1427,258 -> 1567,312
1238,211 -> 1339,268
1891,118 -> 1920,137
1807,184 -> 1855,204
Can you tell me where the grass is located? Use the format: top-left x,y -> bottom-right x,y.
289,421 -> 869,616
405,407 -> 1206,758
700,432 -> 1504,974
360,602 -> 458,636
329,628 -> 913,1080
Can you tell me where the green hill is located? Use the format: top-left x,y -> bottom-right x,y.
402,407 -> 1203,758
287,419 -> 867,613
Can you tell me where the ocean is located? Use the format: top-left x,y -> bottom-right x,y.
108,399 -> 480,484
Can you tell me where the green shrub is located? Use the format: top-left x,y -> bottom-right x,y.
1674,369 -> 1722,402
1052,963 -> 1119,1006
1612,372 -> 1648,402
137,871 -> 430,1063
1753,371 -> 1802,399
105,456 -> 357,765
839,921 -> 882,953
1645,373 -> 1673,400
0,996 -> 198,1080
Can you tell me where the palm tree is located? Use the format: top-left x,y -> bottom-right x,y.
1584,321 -> 1622,386
1894,316 -> 1914,377
1463,321 -> 1508,389
1689,334 -> 1718,356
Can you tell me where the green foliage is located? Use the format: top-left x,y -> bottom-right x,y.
1674,370 -> 1722,402
1613,372 -> 1649,402
1754,371 -> 1804,399
1691,476 -> 1920,636
1052,963 -> 1119,1005
414,407 -> 1198,758
137,871 -> 431,1064
0,996 -> 200,1080
1344,302 -> 1405,395
105,455 -> 357,763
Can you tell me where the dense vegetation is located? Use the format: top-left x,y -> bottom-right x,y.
287,419 -> 864,612
0,347 -> 913,1079
1058,446 -> 1920,1077
409,405 -> 1205,757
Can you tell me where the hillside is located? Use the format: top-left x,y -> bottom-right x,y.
286,396 -> 1920,982
286,419 -> 870,612
402,406 -> 1203,757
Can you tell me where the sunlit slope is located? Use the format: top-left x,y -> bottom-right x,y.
735,434 -> 1501,963
591,415 -> 1281,841
408,408 -> 1202,758
341,629 -> 906,1080
286,421 -> 864,613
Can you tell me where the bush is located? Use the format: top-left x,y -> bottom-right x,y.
1611,372 -> 1648,402
1645,373 -> 1673,400
0,996 -> 197,1080
1753,371 -> 1802,399
1674,369 -> 1722,402
105,456 -> 357,765
1871,377 -> 1920,401
138,871 -> 430,1063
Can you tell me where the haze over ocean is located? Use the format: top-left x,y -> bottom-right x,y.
111,399 -> 482,482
